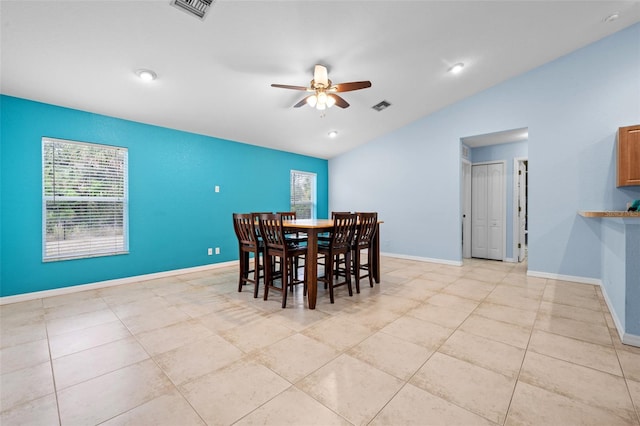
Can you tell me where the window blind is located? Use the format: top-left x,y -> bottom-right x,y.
43,138 -> 128,261
290,170 -> 316,219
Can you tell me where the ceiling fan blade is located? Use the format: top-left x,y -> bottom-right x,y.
293,96 -> 311,108
271,84 -> 309,91
314,65 -> 329,87
329,94 -> 350,108
332,81 -> 372,92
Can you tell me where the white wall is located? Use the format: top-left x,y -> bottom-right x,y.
329,23 -> 640,279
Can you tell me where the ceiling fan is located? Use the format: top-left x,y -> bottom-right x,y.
271,64 -> 372,110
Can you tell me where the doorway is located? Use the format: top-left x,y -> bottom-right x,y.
514,158 -> 528,262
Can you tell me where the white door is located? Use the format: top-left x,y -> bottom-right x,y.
472,163 -> 505,260
462,160 -> 472,258
471,165 -> 488,258
517,161 -> 527,262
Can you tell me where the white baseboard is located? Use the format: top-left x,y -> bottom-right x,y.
526,270 -> 602,286
381,252 -> 463,267
598,280 -> 640,348
622,332 -> 640,347
0,260 -> 238,306
503,257 -> 517,263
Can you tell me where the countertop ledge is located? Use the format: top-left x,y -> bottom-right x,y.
579,210 -> 640,218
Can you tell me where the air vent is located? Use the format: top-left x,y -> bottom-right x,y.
372,100 -> 391,112
170,0 -> 214,20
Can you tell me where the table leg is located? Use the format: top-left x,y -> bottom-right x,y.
306,229 -> 318,309
372,224 -> 381,283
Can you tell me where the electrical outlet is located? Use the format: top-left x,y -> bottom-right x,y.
215,247 -> 220,255
215,185 -> 220,193
207,248 -> 213,255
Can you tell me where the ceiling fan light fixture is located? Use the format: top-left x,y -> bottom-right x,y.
136,69 -> 157,82
448,63 -> 465,74
307,95 -> 317,107
326,95 -> 336,108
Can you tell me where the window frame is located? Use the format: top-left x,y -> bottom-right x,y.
42,137 -> 129,262
290,170 -> 317,220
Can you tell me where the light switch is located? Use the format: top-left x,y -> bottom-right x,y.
215,185 -> 220,193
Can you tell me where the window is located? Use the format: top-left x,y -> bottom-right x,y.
290,170 -> 316,219
42,138 -> 128,261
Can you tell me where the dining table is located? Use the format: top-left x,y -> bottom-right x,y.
282,218 -> 382,309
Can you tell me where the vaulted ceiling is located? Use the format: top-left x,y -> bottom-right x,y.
2,1 -> 638,158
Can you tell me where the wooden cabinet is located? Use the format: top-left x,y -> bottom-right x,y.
617,125 -> 640,187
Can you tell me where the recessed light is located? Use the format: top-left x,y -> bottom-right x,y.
328,130 -> 338,138
136,69 -> 157,82
448,63 -> 465,74
603,12 -> 620,22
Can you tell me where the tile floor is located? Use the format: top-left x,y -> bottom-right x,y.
1,257 -> 640,425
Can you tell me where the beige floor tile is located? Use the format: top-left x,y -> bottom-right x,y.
439,329 -> 525,378
528,329 -> 622,376
460,314 -> 531,349
342,304 -> 405,331
266,305 -> 330,332
44,297 -> 109,321
120,306 -> 191,334
45,308 -> 119,336
442,278 -> 496,301
234,386 -> 351,425
252,333 -> 339,383
370,383 -> 495,426
427,293 -> 480,313
220,317 -> 295,353
302,315 -> 374,351
419,271 -> 461,284
155,334 -> 244,384
391,278 -> 438,301
57,359 -> 173,425
537,300 -> 607,325
48,320 -> 131,359
519,351 -> 636,422
52,336 -> 149,389
297,354 -> 404,425
101,388 -> 205,426
41,289 -> 101,308
619,349 -> 640,382
0,393 -> 59,426
628,379 -> 640,416
542,285 -> 602,311
506,381 -> 636,426
411,352 -> 515,424
0,362 -> 55,412
474,301 -> 537,328
180,360 -> 291,425
407,302 -> 472,329
195,304 -> 266,333
110,296 -> 172,319
348,331 -> 433,380
0,322 -> 48,349
0,308 -> 44,330
135,319 -> 214,356
381,315 -> 454,350
0,339 -> 50,375
534,313 -> 612,346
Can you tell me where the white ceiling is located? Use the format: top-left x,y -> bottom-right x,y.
2,1 -> 638,159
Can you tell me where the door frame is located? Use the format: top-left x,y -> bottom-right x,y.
461,159 -> 472,258
513,157 -> 528,263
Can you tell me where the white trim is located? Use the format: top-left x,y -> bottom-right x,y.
622,333 -> 640,347
381,251 -> 463,267
0,261 -> 238,305
598,278 -> 640,348
526,270 -> 602,286
513,157 -> 527,264
504,257 -> 516,263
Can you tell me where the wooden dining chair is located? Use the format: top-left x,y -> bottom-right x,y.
232,213 -> 262,298
317,212 -> 357,303
277,211 -> 307,279
352,212 -> 378,293
257,213 -> 307,308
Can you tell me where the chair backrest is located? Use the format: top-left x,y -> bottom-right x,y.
331,213 -> 357,249
277,211 -> 296,221
233,213 -> 258,247
355,212 -> 378,247
257,213 -> 286,250
331,211 -> 350,219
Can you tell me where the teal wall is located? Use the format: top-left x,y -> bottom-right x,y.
0,96 -> 328,297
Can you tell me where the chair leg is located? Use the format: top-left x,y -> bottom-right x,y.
281,255 -> 289,308
263,254 -> 272,301
237,250 -> 245,292
353,248 -> 361,294
253,252 -> 261,298
368,249 -> 374,287
346,252 -> 353,297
